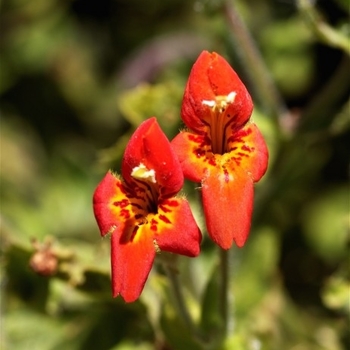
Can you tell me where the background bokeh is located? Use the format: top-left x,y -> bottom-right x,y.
1,0 -> 349,349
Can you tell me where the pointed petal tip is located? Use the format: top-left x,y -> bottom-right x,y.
208,226 -> 249,250
113,289 -> 139,303
209,225 -> 249,250
233,235 -> 248,248
211,235 -> 233,250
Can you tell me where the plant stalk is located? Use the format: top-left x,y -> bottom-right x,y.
164,262 -> 204,343
297,0 -> 350,56
222,0 -> 287,123
219,248 -> 230,336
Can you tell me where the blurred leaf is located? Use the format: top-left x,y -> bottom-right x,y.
4,245 -> 50,310
96,132 -> 130,170
334,0 -> 350,13
259,16 -> 314,98
298,0 -> 350,55
302,185 -> 349,263
3,308 -> 68,350
117,82 -> 183,136
322,265 -> 350,314
0,116 -> 45,198
330,99 -> 350,135
223,333 -> 260,350
233,226 -> 280,317
2,4 -> 70,74
110,341 -> 153,350
75,269 -> 111,297
160,302 -> 202,350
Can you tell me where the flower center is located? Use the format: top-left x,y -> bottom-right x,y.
202,92 -> 236,154
131,163 -> 159,214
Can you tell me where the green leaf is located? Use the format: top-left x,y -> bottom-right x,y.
4,245 -> 50,311
233,227 -> 280,317
117,82 -> 183,136
110,341 -> 153,350
302,186 -> 349,263
160,303 -> 203,350
259,16 -> 314,98
322,265 -> 350,314
3,308 -> 68,350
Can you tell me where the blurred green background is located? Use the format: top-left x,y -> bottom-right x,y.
1,0 -> 349,349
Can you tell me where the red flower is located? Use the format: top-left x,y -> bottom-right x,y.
93,117 -> 201,302
172,51 -> 268,249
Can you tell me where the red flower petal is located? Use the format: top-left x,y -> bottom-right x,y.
155,198 -> 201,257
110,224 -> 156,302
171,123 -> 268,249
202,166 -> 254,249
93,171 -> 153,302
172,123 -> 268,184
109,197 -> 201,302
122,117 -> 184,198
181,51 -> 253,134
93,162 -> 202,302
93,171 -> 128,237
171,131 -> 211,183
225,122 -> 268,182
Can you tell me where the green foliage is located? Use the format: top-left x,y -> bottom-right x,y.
259,16 -> 314,98
1,0 -> 349,349
302,186 -> 349,263
118,82 -> 184,135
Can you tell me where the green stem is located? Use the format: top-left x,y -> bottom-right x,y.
297,0 -> 350,56
298,55 -> 350,132
222,0 -> 287,123
219,248 -> 230,336
163,261 -> 203,343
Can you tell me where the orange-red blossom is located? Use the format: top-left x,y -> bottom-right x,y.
93,118 -> 201,302
172,51 -> 268,249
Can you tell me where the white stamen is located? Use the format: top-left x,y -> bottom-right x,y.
226,91 -> 237,103
202,91 -> 237,112
131,163 -> 156,183
202,99 -> 216,107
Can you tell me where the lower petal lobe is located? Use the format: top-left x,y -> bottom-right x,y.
155,198 -> 201,257
202,165 -> 254,249
111,228 -> 155,302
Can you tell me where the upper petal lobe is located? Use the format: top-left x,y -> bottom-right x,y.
181,51 -> 253,133
122,117 -> 184,198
